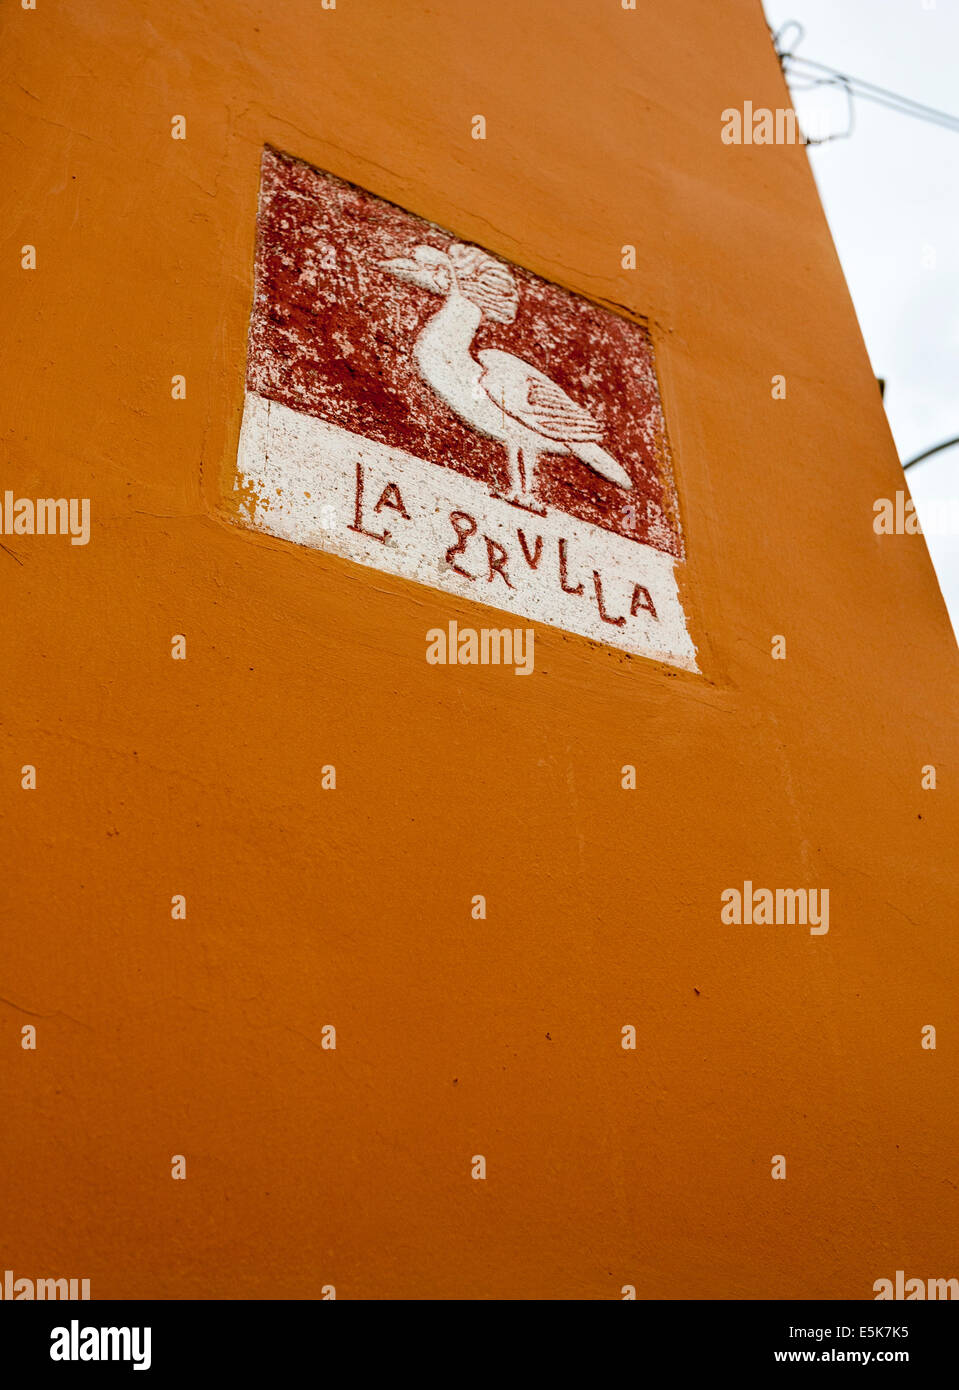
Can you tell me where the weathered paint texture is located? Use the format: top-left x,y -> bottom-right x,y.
3,0 -> 958,1301
235,150 -> 694,667
236,394 -> 695,666
244,149 -> 681,556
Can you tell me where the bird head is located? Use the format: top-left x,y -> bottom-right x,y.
378,245 -> 453,296
379,241 -> 519,323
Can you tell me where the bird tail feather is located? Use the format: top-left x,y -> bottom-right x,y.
570,441 -> 633,489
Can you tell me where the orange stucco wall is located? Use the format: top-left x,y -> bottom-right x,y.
3,0 -> 956,1299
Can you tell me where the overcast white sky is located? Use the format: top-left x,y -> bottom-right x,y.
761,0 -> 958,637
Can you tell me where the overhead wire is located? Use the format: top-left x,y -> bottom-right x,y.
902,438 -> 959,472
772,22 -> 959,137
770,24 -> 957,474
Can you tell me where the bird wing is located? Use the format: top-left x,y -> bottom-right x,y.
478,349 -> 605,445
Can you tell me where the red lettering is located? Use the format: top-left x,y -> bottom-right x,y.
484,536 -> 514,588
373,481 -> 410,520
348,461 -> 390,544
558,538 -> 584,596
629,584 -> 658,620
517,529 -> 544,570
592,570 -> 626,626
444,510 -> 478,581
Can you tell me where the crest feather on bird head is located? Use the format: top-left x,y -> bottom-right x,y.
448,242 -> 519,323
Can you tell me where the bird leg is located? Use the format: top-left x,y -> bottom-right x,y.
496,445 -> 546,515
518,448 -> 532,497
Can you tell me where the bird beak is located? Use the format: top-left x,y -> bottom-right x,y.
378,255 -> 444,293
378,257 -> 438,291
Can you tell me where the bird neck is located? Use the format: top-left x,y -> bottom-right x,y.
417,290 -> 483,361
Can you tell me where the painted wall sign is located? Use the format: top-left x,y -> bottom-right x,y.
232,146 -> 697,671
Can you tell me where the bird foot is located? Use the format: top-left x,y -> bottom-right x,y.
495,492 -> 547,517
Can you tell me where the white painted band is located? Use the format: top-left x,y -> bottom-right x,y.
235,390 -> 698,672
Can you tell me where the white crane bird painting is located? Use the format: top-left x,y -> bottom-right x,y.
378,242 -> 634,513
234,147 -> 698,671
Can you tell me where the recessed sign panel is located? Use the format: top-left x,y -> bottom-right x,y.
231,146 -> 697,671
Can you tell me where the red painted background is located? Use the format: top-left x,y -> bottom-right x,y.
247,146 -> 683,558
